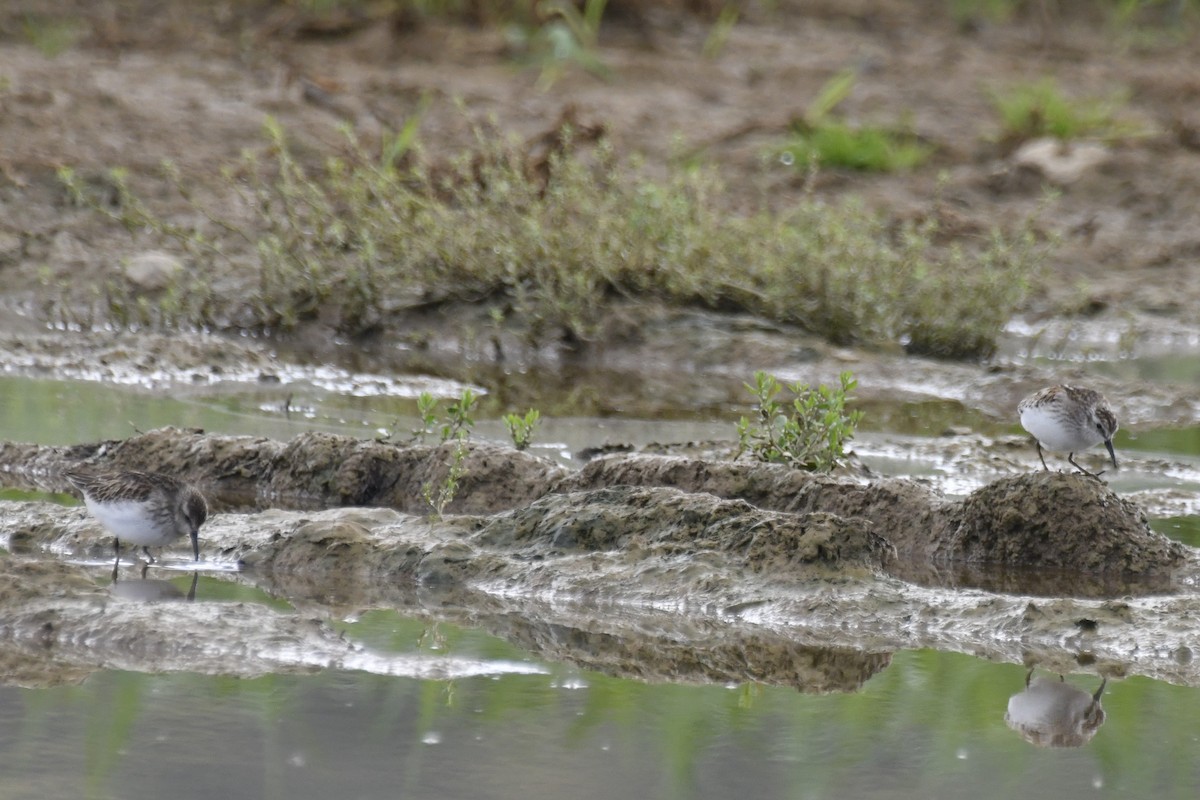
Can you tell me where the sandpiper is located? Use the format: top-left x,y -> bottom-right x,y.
1017,385 -> 1118,479
64,469 -> 207,562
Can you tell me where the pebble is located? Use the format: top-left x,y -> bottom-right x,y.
124,250 -> 185,291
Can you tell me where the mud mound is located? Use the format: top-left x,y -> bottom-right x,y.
941,472 -> 1186,573
478,486 -> 894,577
1,426 -> 567,515
560,454 -> 942,551
553,452 -> 1184,590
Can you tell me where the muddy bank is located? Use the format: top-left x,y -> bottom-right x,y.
0,427 -> 1186,594
0,426 -> 567,514
2,496 -> 1200,690
0,425 -> 1195,691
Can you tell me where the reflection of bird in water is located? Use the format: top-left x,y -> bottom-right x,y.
109,562 -> 198,602
1004,669 -> 1106,748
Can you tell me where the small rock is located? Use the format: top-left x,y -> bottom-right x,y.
123,251 -> 184,291
1012,138 -> 1110,185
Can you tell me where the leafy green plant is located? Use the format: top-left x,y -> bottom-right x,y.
777,71 -> 932,172
990,78 -> 1134,146
503,409 -> 541,450
410,392 -> 441,442
409,389 -> 479,444
442,388 -> 479,441
736,371 -> 863,471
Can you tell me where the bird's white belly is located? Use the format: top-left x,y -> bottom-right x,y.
85,498 -> 177,546
1019,405 -> 1101,452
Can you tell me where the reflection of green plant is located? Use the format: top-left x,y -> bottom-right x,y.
990,78 -> 1134,145
503,409 -> 541,450
778,71 -> 932,172
735,371 -> 863,472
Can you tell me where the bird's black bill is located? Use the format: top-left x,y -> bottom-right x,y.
1104,439 -> 1118,470
191,531 -> 200,561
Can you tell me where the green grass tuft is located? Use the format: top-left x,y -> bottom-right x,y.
779,120 -> 932,172
990,78 -> 1135,145
776,71 -> 933,173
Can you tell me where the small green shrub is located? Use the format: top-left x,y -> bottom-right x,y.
409,389 -> 479,444
736,371 -> 863,472
402,388 -> 479,517
503,409 -> 541,450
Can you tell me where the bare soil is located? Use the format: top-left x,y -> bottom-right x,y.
2,0 -> 1200,352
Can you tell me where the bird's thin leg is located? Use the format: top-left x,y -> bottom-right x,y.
142,545 -> 156,564
110,557 -> 119,583
1035,441 -> 1050,471
1068,452 -> 1105,480
114,538 -> 122,560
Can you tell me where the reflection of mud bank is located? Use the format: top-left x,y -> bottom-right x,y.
0,557 -> 546,689
495,618 -> 893,693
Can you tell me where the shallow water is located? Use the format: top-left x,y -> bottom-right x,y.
1,350 -> 1200,799
4,612 -> 1200,800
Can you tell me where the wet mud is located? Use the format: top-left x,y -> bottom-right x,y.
0,427 -> 1197,692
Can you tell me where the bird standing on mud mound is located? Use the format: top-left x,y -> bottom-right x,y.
64,469 -> 208,562
1017,385 -> 1119,479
